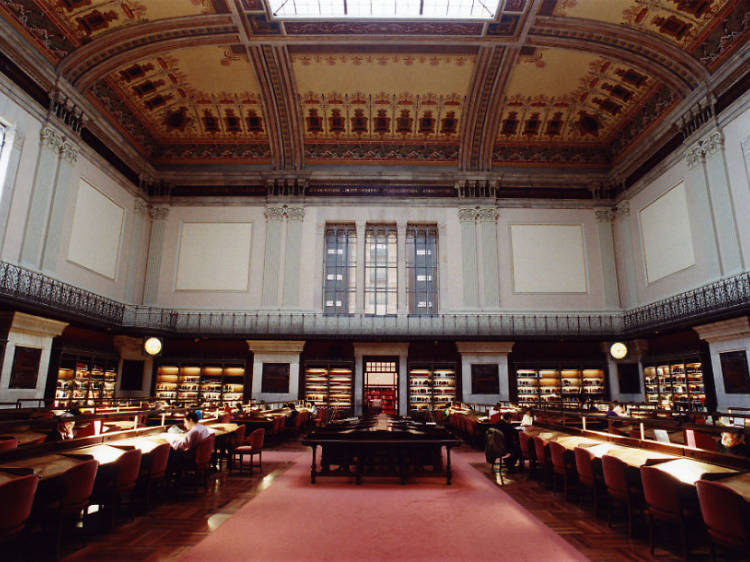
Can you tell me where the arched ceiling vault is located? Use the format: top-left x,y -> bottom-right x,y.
0,0 -> 747,198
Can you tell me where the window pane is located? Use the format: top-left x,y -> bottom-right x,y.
407,225 -> 438,314
324,225 -> 356,315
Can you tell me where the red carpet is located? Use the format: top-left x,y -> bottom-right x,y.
181,448 -> 588,562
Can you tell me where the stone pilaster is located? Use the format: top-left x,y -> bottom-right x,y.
262,206 -> 285,307
0,131 -> 24,254
458,208 -> 479,308
612,201 -> 638,308
20,126 -> 64,268
594,207 -> 620,308
282,207 -> 304,307
41,139 -> 79,273
478,208 -> 500,308
397,221 -> 407,314
143,206 -> 169,305
355,221 -> 366,313
124,199 -> 148,303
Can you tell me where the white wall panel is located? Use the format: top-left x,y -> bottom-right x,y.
511,224 -> 587,293
639,182 -> 695,283
67,179 -> 124,280
175,222 -> 252,291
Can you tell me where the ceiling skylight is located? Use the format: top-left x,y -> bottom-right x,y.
270,0 -> 501,20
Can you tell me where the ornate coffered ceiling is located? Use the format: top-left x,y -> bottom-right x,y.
0,0 -> 747,197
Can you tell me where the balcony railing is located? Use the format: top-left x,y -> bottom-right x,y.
0,260 -> 748,338
623,271 -> 750,332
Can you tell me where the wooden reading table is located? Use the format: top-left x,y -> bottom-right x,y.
717,472 -> 750,503
652,458 -> 739,485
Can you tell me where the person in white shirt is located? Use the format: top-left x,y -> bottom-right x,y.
169,411 -> 212,452
520,407 -> 534,429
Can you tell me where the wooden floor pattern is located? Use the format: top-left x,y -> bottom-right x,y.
472,461 -> 726,562
61,456 -> 296,562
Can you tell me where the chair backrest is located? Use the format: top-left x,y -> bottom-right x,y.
294,412 -> 304,430
61,459 -> 99,510
115,449 -> 143,492
232,424 -> 246,446
219,414 -> 232,424
0,436 -> 18,451
653,429 -> 670,443
696,479 -> 750,545
519,431 -> 531,457
548,441 -> 567,472
532,436 -> 548,463
574,447 -> 596,485
489,412 -> 502,424
640,465 -> 682,517
147,443 -> 171,481
693,431 -> 717,451
0,473 -> 38,536
249,428 -> 265,450
194,435 -> 215,470
601,454 -> 628,498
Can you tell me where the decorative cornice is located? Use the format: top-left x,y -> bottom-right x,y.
149,206 -> 170,221
694,316 -> 750,343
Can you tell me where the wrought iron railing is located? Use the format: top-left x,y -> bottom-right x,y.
0,261 -> 125,324
623,271 -> 750,332
0,260 -> 748,338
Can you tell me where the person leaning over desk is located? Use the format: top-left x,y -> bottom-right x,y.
46,412 -> 77,442
168,411 -> 211,452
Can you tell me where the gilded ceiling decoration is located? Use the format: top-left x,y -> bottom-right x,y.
294,53 -> 474,152
0,0 -> 746,185
495,47 -> 678,164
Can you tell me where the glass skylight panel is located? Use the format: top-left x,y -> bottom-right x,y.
270,0 -> 500,19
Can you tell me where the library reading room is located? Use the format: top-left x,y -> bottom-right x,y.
0,0 -> 749,560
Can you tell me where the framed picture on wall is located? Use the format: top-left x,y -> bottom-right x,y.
9,346 -> 41,389
719,350 -> 750,394
471,364 -> 499,395
262,363 -> 290,393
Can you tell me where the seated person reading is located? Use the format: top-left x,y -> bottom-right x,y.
167,411 -> 211,452
46,412 -> 77,441
285,403 -> 299,427
493,413 -> 521,471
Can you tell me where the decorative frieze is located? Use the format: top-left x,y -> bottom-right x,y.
265,206 -> 287,222
703,130 -> 724,156
40,126 -> 64,152
613,201 -> 630,220
476,208 -> 499,222
594,208 -> 615,223
134,199 -> 148,215
458,207 -> 499,222
685,129 -> 724,167
60,141 -> 78,164
286,207 -> 305,222
266,205 -> 305,222
685,140 -> 705,168
458,208 -> 478,223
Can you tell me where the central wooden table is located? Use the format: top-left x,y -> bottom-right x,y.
652,458 -> 739,485
0,453 -> 84,480
302,423 -> 460,485
717,472 -> 750,502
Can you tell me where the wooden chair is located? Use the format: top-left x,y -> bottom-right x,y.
233,429 -> 265,474
574,446 -> 604,515
549,441 -> 577,500
50,458 -> 99,559
640,465 -> 700,558
601,454 -> 643,538
225,424 -> 246,473
696,479 -> 750,559
519,431 -> 535,477
187,435 -> 215,491
137,443 -> 171,508
531,436 -> 550,485
91,449 -> 142,529
0,472 -> 38,545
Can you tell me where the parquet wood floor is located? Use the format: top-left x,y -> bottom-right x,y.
472,461 -> 736,562
59,455 -> 297,562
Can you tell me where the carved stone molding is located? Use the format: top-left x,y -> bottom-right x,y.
703,130 -> 724,156
286,207 -> 305,222
60,141 -> 79,164
685,141 -> 705,169
613,201 -> 630,220
134,199 -> 148,216
594,208 -> 615,223
458,208 -> 478,223
149,206 -> 170,221
265,206 -> 287,222
476,208 -> 499,222
40,126 -> 64,152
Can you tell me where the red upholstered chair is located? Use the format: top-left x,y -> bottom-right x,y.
219,413 -> 232,424
0,472 -> 38,543
531,436 -> 550,485
0,436 -> 18,451
92,449 -> 143,529
549,441 -> 577,500
233,429 -> 265,474
190,435 -> 216,490
640,465 -> 700,557
225,424 -> 246,473
574,447 -> 604,515
684,429 -> 717,451
696,479 -> 750,558
602,454 -> 643,538
137,443 -> 171,508
489,412 -> 502,424
518,432 -> 535,475
49,458 -> 99,557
